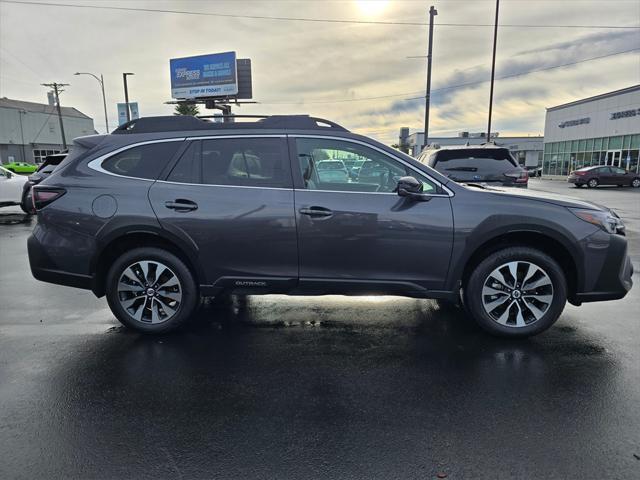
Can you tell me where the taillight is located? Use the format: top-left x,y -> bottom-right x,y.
32,187 -> 66,211
574,171 -> 587,176
505,169 -> 528,184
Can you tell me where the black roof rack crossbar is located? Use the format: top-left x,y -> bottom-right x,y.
112,115 -> 348,134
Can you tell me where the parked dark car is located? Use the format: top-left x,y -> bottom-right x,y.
28,115 -> 632,337
568,165 -> 640,188
20,153 -> 67,213
418,144 -> 528,188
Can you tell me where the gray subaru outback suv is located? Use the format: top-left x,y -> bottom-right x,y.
28,115 -> 633,337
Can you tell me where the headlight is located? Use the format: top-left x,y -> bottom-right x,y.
570,208 -> 625,235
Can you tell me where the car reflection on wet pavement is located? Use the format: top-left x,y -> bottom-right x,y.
1,184 -> 639,479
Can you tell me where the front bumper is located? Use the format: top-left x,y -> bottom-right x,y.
573,232 -> 633,303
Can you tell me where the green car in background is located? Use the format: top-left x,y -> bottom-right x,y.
3,161 -> 38,174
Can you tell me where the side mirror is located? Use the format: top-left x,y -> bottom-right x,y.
396,176 -> 430,201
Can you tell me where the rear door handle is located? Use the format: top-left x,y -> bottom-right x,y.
299,206 -> 333,217
165,199 -> 198,212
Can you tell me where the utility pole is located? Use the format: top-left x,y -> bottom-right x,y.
423,5 -> 437,152
41,82 -> 69,149
122,73 -> 135,123
486,0 -> 500,142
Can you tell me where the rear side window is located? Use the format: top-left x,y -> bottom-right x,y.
167,137 -> 290,188
102,141 -> 182,180
434,149 -> 517,173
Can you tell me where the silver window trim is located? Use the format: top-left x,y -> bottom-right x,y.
290,134 -> 454,197
155,180 -> 291,191
87,137 -> 185,181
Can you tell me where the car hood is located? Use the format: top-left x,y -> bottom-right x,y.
464,184 -> 607,211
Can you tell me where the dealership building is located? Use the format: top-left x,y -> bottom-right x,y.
403,131 -> 543,168
542,85 -> 640,176
0,97 -> 95,164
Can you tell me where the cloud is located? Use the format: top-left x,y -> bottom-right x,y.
0,0 -> 637,145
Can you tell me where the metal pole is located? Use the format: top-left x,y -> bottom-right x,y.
123,73 -> 131,123
424,5 -> 437,151
18,110 -> 27,162
41,82 -> 69,149
100,74 -> 109,132
486,0 -> 500,142
75,73 -> 110,133
53,84 -> 67,149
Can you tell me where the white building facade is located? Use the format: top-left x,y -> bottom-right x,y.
0,97 -> 95,164
543,85 -> 640,176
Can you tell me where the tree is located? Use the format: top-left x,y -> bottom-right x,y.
174,103 -> 200,116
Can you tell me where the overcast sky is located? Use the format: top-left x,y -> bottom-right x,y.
0,0 -> 639,144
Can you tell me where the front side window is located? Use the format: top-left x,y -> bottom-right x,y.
167,137 -> 290,188
102,142 -> 182,179
296,138 -> 438,194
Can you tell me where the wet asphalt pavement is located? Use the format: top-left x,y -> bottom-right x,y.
0,180 -> 639,479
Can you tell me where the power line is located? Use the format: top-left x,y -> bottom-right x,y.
1,0 -> 638,29
403,47 -> 640,100
260,47 -> 640,105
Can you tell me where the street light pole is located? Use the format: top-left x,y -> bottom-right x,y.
423,5 -> 437,152
74,72 -> 110,133
122,73 -> 134,123
486,0 -> 500,142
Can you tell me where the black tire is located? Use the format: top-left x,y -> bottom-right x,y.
464,247 -> 567,338
106,247 -> 199,333
574,183 -> 583,188
587,178 -> 599,188
631,178 -> 640,188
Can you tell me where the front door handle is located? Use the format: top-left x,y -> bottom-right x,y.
299,206 -> 333,217
165,199 -> 198,212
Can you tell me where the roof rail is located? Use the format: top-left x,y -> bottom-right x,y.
111,115 -> 349,134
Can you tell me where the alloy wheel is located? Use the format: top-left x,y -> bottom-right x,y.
588,179 -> 598,188
117,260 -> 182,324
632,178 -> 640,188
481,261 -> 554,328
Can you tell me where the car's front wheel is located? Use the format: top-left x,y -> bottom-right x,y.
464,247 -> 567,337
632,178 -> 640,188
106,247 -> 199,333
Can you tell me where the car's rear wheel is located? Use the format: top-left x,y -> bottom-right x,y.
464,247 -> 567,337
106,247 -> 199,333
632,178 -> 640,188
587,178 -> 599,188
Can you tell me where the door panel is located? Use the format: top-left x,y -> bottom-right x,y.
148,136 -> 298,289
295,190 -> 454,292
149,183 -> 298,285
290,136 -> 454,294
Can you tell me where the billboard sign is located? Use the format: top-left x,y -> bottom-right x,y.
170,51 -> 238,99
